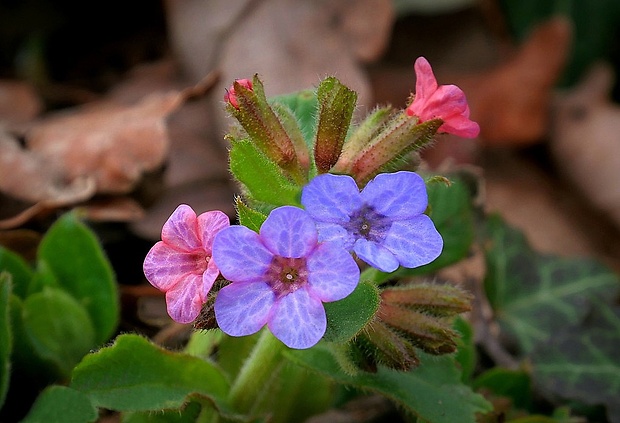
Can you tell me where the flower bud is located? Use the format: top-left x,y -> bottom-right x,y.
224,79 -> 253,109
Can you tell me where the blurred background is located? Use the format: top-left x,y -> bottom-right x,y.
1,0 -> 620,320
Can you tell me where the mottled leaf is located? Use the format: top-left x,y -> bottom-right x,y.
484,215 -> 619,354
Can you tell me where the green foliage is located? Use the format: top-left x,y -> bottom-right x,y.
0,247 -> 33,298
38,212 -> 119,344
0,274 -> 11,408
22,287 -> 96,379
473,368 -> 533,411
70,334 -> 232,414
453,317 -> 476,383
235,197 -> 268,232
229,139 -> 302,206
323,281 -> 380,343
287,345 -> 492,423
484,214 -> 619,354
20,386 -> 98,423
271,90 -> 318,147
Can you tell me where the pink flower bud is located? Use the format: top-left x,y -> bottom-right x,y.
224,78 -> 253,109
406,57 -> 480,139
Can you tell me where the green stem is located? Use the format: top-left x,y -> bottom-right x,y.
228,329 -> 285,413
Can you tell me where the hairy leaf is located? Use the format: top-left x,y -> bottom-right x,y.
21,385 -> 98,423
0,247 -> 33,298
323,281 -> 380,343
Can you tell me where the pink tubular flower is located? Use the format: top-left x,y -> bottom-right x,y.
143,204 -> 230,324
224,78 -> 253,109
406,57 -> 480,138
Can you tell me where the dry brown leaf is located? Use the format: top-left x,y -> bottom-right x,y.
25,91 -> 183,194
550,62 -> 620,233
0,79 -> 42,126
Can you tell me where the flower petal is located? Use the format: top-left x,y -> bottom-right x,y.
212,226 -> 273,283
439,114 -> 480,138
143,241 -> 200,291
361,171 -> 428,219
307,242 -> 359,302
197,210 -> 230,254
315,222 -> 355,250
301,173 -> 363,222
215,282 -> 275,336
353,238 -> 399,273
413,56 -> 438,103
260,206 -> 318,258
161,204 -> 202,252
383,215 -> 443,268
202,259 -> 220,299
164,273 -> 204,324
268,288 -> 326,349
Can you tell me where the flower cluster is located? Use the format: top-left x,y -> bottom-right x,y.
143,56 -> 476,350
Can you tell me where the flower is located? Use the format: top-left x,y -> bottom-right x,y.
406,56 -> 480,138
301,171 -> 443,273
224,78 -> 253,109
212,206 -> 360,349
143,204 -> 230,324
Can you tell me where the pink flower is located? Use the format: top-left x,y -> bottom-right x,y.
143,204 -> 230,324
406,57 -> 480,138
224,78 -> 253,109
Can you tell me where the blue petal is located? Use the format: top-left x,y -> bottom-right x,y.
383,215 -> 443,268
315,222 -> 355,250
307,242 -> 359,302
301,174 -> 363,223
212,226 -> 273,282
360,171 -> 428,219
268,288 -> 326,349
353,238 -> 399,273
260,206 -> 317,258
214,282 -> 275,336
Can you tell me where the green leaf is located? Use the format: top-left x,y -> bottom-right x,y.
20,385 -> 98,423
484,215 -> 620,354
230,139 -> 302,207
287,346 -> 492,423
314,77 -> 357,173
531,302 -> 620,423
70,334 -> 232,414
22,287 -> 96,378
0,273 -> 12,407
235,197 -> 268,232
122,401 -> 202,423
37,212 -> 119,344
323,281 -> 380,343
453,317 -> 476,383
473,368 -> 532,411
271,90 -> 318,147
0,247 -> 33,298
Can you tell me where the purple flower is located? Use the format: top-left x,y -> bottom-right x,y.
143,204 -> 230,324
212,206 -> 359,349
301,171 -> 443,273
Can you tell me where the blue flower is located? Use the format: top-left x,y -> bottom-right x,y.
212,206 -> 359,349
301,171 -> 443,273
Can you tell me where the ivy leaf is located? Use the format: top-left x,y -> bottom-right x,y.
20,385 -> 98,423
484,215 -> 620,354
0,273 -> 12,408
37,212 -> 119,344
531,302 -> 620,423
229,139 -> 302,207
287,345 -> 492,423
70,334 -> 232,414
0,247 -> 33,298
323,281 -> 380,343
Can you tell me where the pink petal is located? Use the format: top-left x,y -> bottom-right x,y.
161,204 -> 202,252
164,273 -> 204,324
202,259 -> 220,299
268,288 -> 326,349
215,282 -> 275,337
197,210 -> 230,254
414,57 -> 438,103
143,241 -> 202,292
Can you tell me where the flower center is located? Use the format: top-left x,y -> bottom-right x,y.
190,251 -> 209,274
266,256 -> 308,297
346,205 -> 391,243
